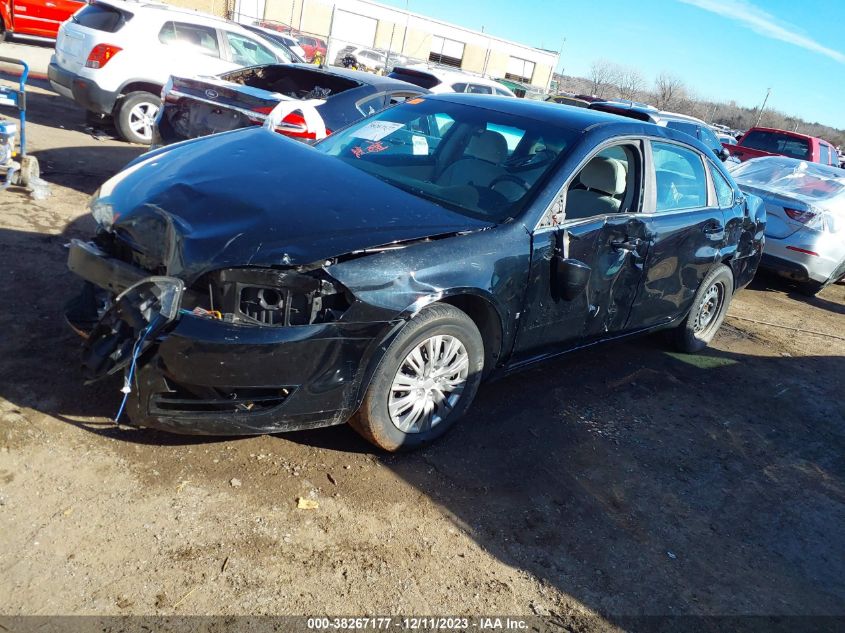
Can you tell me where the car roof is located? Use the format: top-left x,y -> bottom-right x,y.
397,65 -> 506,87
245,24 -> 296,40
747,127 -> 821,142
291,64 -> 425,90
423,93 -> 725,155
96,0 -> 270,32
589,101 -> 713,127
427,93 -> 648,130
656,110 -> 706,125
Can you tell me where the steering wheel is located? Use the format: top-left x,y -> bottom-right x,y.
490,174 -> 531,195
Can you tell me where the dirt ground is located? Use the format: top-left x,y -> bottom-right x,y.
0,76 -> 843,630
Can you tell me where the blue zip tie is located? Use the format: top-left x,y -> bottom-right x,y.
113,315 -> 162,424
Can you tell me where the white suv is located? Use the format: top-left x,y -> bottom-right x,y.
388,66 -> 516,97
49,0 -> 297,144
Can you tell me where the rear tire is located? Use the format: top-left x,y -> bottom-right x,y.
351,303 -> 484,452
672,264 -> 734,353
114,91 -> 161,145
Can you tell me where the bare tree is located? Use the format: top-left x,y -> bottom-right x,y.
588,59 -> 616,98
616,67 -> 646,101
654,72 -> 685,110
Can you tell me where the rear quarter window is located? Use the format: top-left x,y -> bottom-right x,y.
72,4 -> 130,32
819,144 -> 831,165
387,70 -> 441,90
665,120 -> 699,140
709,161 -> 735,208
159,22 -> 221,58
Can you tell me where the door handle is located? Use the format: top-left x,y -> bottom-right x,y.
703,222 -> 724,237
611,237 -> 643,252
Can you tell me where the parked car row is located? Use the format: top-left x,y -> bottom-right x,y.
387,66 -> 516,97
48,0 -> 304,143
584,101 -> 736,165
154,65 -> 426,145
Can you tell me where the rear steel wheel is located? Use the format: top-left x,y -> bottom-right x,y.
692,281 -> 725,337
673,264 -> 734,353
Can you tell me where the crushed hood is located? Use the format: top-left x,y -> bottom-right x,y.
100,127 -> 492,282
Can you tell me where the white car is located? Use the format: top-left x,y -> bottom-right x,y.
388,66 -> 516,97
243,24 -> 307,61
732,157 -> 845,294
49,0 -> 298,144
333,45 -> 406,72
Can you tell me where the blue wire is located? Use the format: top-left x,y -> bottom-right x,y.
113,315 -> 162,423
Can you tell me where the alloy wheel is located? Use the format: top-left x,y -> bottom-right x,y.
127,102 -> 160,142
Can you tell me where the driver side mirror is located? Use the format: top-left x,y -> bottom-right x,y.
552,257 -> 591,301
718,147 -> 731,162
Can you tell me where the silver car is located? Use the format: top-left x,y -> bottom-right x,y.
732,156 -> 845,294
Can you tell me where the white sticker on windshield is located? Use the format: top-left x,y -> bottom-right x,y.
412,135 -> 429,156
352,121 -> 404,141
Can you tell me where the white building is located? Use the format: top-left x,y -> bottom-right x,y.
233,0 -> 559,90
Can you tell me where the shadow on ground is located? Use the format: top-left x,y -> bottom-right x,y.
1,202 -> 843,620
2,89 -> 843,618
748,271 -> 845,316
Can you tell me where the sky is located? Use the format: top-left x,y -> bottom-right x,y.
377,0 -> 845,129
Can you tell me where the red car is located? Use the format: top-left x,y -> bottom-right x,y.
1,0 -> 84,40
256,20 -> 326,62
729,127 -> 840,167
296,34 -> 327,62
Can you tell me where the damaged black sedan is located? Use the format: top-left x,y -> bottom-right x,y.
65,95 -> 766,451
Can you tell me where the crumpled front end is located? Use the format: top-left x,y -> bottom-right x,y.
64,127 -> 490,434
65,237 -> 399,435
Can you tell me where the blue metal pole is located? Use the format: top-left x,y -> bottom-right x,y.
18,60 -> 29,159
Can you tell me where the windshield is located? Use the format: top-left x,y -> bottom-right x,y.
314,98 -> 574,222
732,157 -> 845,202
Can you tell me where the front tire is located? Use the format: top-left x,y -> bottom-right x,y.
673,264 -> 734,353
114,91 -> 161,145
351,303 -> 484,452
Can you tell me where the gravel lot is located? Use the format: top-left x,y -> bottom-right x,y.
1,66 -> 843,630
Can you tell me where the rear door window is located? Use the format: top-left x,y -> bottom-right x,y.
665,120 -> 699,140
467,84 -> 493,94
225,31 -> 279,65
159,22 -> 221,58
820,143 -> 831,165
651,141 -> 707,212
698,126 -> 722,153
357,93 -> 386,117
